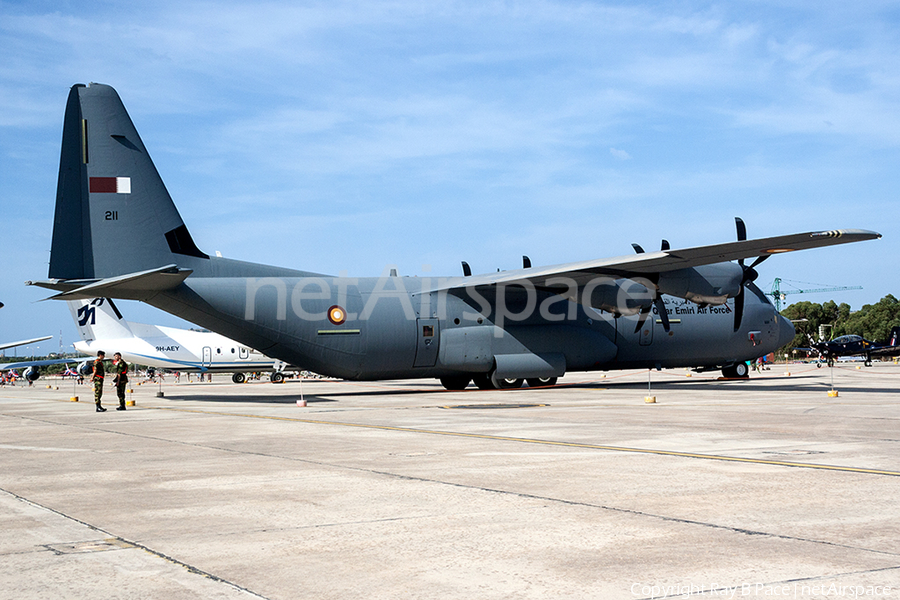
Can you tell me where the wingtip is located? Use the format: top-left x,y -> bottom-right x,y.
809,229 -> 882,240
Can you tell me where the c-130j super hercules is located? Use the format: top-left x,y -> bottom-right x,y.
29,84 -> 881,389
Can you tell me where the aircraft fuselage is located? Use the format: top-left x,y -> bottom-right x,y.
145,266 -> 794,380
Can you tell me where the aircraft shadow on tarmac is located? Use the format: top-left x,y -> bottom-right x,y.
158,372 -> 899,403
597,377 -> 900,395
164,394 -> 338,404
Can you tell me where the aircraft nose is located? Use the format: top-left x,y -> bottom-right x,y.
776,315 -> 795,349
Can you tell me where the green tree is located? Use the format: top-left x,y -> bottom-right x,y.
834,294 -> 900,341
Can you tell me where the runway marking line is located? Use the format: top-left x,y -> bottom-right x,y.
154,407 -> 900,477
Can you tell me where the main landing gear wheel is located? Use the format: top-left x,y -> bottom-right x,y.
471,374 -> 531,390
526,377 -> 557,388
722,363 -> 749,378
440,376 -> 471,391
493,377 -> 524,389
232,372 -> 246,384
270,372 -> 284,383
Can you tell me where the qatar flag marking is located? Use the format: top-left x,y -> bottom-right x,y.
89,177 -> 131,193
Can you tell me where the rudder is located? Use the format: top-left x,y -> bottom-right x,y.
889,326 -> 900,348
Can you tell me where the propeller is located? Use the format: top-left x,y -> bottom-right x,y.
733,217 -> 770,331
631,240 -> 671,333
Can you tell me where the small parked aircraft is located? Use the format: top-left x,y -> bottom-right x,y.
803,326 -> 900,367
1,300 -> 67,381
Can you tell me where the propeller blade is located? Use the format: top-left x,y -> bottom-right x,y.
655,297 -> 670,332
522,256 -> 531,269
634,306 -> 650,333
748,254 -> 770,270
461,261 -> 471,277
631,243 -> 645,254
735,217 -> 747,242
660,239 -> 670,251
735,218 -> 748,268
733,286 -> 744,332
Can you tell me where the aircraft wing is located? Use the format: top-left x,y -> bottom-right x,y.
870,346 -> 900,357
426,228 -> 881,291
0,335 -> 52,351
0,358 -> 79,371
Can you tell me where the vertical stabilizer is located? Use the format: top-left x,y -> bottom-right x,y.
49,83 -> 207,281
67,298 -> 133,342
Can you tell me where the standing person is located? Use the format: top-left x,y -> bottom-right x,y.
112,352 -> 129,411
92,351 -> 106,412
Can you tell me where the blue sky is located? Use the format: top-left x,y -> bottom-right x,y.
1,0 -> 897,354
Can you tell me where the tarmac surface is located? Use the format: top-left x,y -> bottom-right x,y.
1,362 -> 899,599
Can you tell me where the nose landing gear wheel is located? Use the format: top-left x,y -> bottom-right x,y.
721,363 -> 749,378
232,373 -> 246,384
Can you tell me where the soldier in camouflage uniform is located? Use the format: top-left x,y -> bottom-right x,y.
92,351 -> 106,412
112,352 -> 129,411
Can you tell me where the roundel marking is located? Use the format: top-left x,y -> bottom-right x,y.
328,305 -> 347,326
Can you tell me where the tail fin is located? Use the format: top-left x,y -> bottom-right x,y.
67,298 -> 134,342
50,83 -> 207,281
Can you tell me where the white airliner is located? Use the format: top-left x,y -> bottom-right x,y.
69,298 -> 287,383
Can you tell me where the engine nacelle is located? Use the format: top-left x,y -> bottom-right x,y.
563,277 -> 653,316
78,360 -> 93,376
24,366 -> 41,382
657,263 -> 743,306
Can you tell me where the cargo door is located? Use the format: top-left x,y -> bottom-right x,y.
413,318 -> 440,367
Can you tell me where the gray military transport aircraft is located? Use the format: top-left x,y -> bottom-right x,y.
28,83 -> 881,389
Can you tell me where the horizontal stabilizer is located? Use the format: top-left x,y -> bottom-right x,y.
28,265 -> 192,301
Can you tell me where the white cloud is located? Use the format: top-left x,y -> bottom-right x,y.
609,147 -> 631,160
